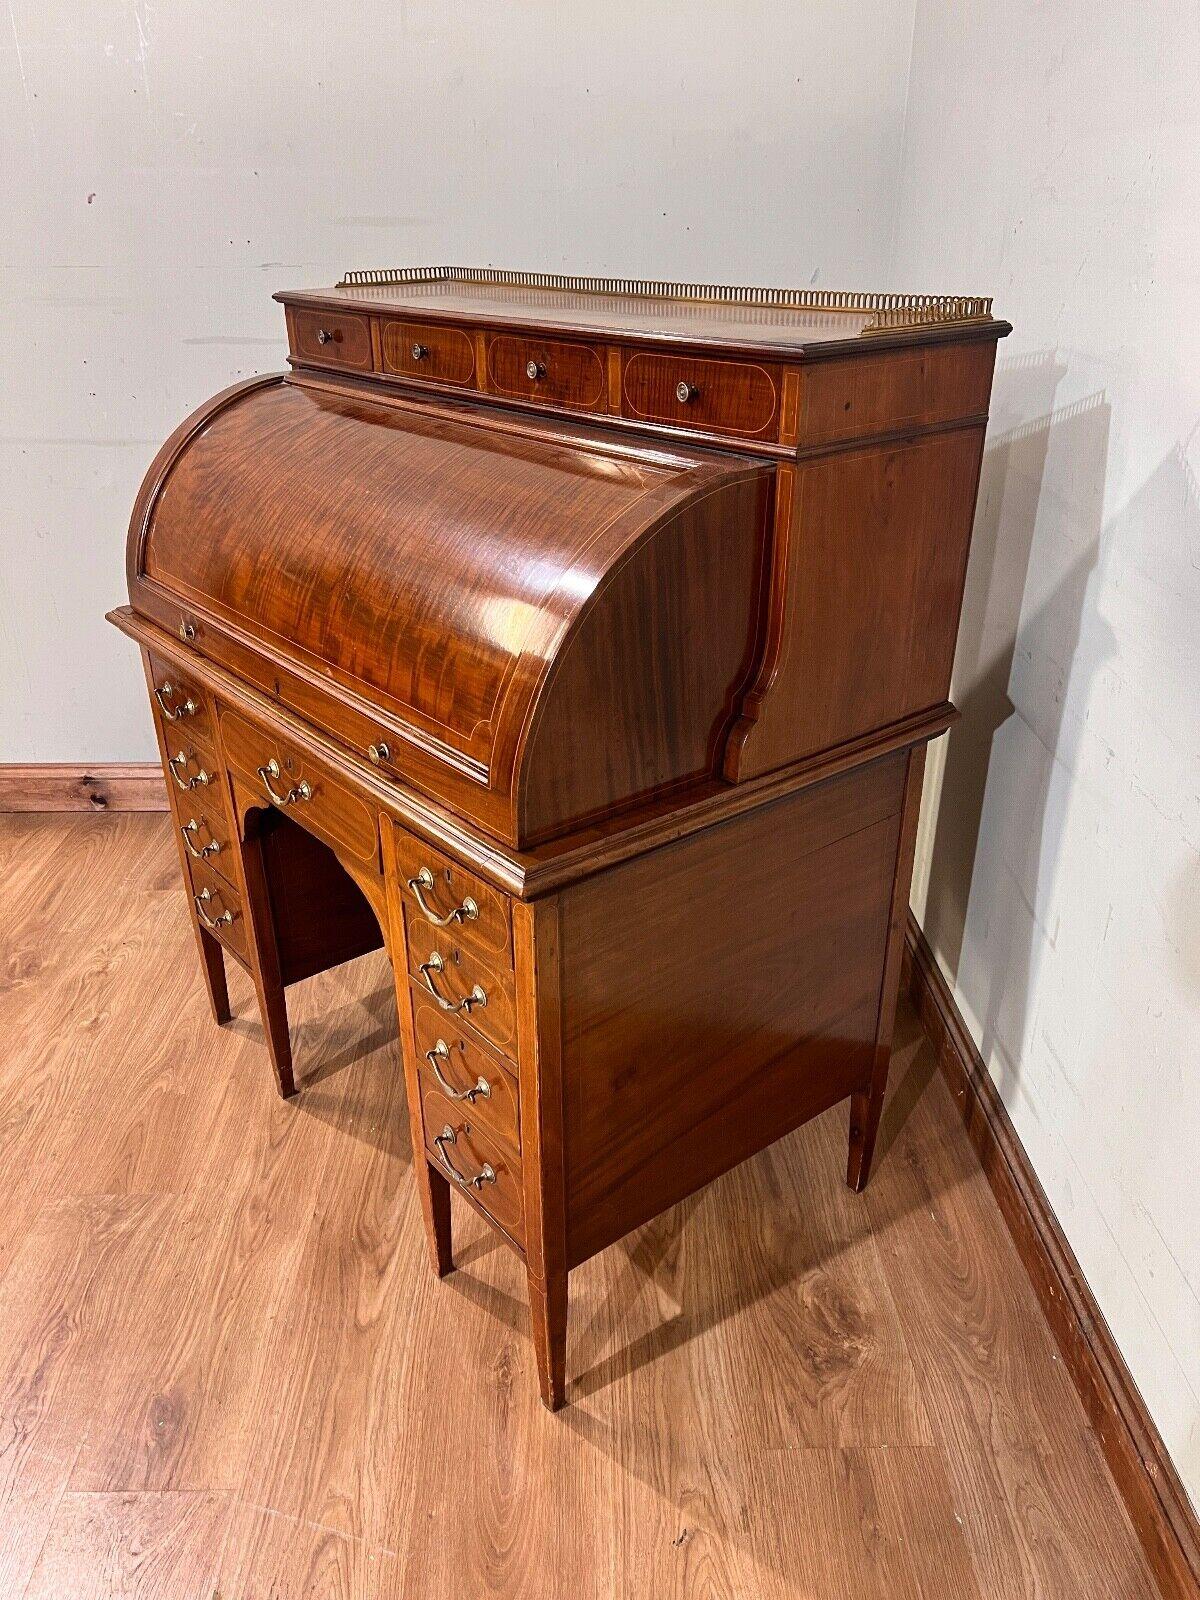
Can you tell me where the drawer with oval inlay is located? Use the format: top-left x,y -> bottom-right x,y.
406,920 -> 516,1061
412,995 -> 520,1156
393,827 -> 512,965
422,1084 -> 524,1245
176,805 -> 236,889
147,653 -> 218,749
487,332 -> 606,411
622,350 -> 780,438
185,851 -> 248,965
380,319 -> 475,386
220,709 -> 380,872
289,307 -> 373,371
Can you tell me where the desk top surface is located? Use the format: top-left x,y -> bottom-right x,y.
277,267 -> 1004,356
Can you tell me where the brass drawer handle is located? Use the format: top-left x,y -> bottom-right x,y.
257,758 -> 311,807
194,886 -> 235,930
154,682 -> 197,721
418,951 -> 486,1013
426,1039 -> 490,1103
675,380 -> 699,404
434,1124 -> 496,1190
168,750 -> 211,790
181,818 -> 221,860
410,342 -> 429,361
525,358 -> 546,381
408,866 -> 479,927
316,328 -> 334,345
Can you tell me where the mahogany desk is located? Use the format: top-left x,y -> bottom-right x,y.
109,268 -> 1008,1408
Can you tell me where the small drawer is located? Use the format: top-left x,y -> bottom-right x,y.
290,308 -> 373,371
380,319 -> 475,386
406,921 -> 516,1061
221,709 -> 380,872
413,996 -> 520,1157
186,852 -> 248,964
147,654 -> 217,748
162,738 -> 220,803
175,804 -> 236,889
487,332 -> 606,411
423,1084 -> 524,1245
622,350 -> 780,438
392,826 -> 512,965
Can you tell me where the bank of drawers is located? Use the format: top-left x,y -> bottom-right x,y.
288,310 -> 785,442
394,826 -> 524,1244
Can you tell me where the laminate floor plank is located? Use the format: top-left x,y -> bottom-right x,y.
0,815 -> 1164,1599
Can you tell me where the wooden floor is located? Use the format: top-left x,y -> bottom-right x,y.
0,812 -> 1159,1600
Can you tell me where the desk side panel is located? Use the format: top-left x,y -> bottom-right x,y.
557,752 -> 907,1267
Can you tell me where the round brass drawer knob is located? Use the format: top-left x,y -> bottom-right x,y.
676,380 -> 699,404
526,359 -> 546,381
411,343 -> 428,361
316,328 -> 334,345
368,741 -> 391,765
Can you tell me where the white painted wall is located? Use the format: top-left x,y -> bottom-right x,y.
895,0 -> 1200,1505
0,0 -> 916,760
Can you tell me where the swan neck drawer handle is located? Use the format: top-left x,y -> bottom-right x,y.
434,1125 -> 496,1190
408,866 -> 479,927
181,818 -> 220,860
258,758 -> 311,807
418,951 -> 486,1013
155,682 -> 197,721
194,887 -> 235,929
425,1038 -> 491,1102
168,751 -> 211,791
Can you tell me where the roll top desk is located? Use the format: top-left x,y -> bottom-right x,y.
109,268 -> 1008,1408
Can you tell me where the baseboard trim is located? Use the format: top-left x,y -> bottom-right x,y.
903,911 -> 1200,1600
0,763 -> 168,813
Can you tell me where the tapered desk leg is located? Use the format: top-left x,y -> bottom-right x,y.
237,819 -> 296,1099
196,926 -> 231,1026
527,1268 -> 567,1411
419,1158 -> 454,1278
847,744 -> 927,1193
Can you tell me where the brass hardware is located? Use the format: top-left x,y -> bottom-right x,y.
181,818 -> 221,860
525,358 -> 546,381
675,380 -> 698,404
194,886 -> 235,929
178,619 -> 196,642
425,1039 -> 490,1103
316,328 -> 334,345
408,866 -> 479,927
410,342 -> 428,361
167,750 -> 211,791
257,758 -> 311,807
367,741 -> 391,765
336,266 -> 994,327
418,950 -> 486,1013
155,682 -> 197,721
434,1124 -> 496,1190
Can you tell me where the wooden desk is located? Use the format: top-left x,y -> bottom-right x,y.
110,268 -> 1008,1408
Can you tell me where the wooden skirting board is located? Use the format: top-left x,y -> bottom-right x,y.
904,911 -> 1200,1600
0,763 -> 168,812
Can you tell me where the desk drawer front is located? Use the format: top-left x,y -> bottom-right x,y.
405,919 -> 517,1060
393,829 -> 512,965
422,1083 -> 524,1244
221,710 -> 380,871
487,332 -> 606,411
412,994 -> 520,1155
290,308 -> 373,371
147,653 -> 217,748
622,350 -> 780,438
380,319 -> 475,386
185,852 -> 248,964
176,805 -> 236,889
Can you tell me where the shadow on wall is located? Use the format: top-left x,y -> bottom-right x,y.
921,353 -> 1112,1081
923,352 -> 1200,1096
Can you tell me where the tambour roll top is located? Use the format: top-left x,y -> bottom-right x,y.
128,373 -> 772,846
